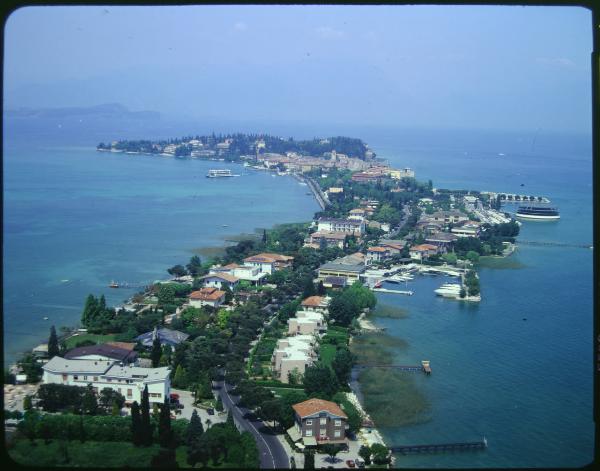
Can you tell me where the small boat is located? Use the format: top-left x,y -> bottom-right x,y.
43,317 -> 49,320
221,224 -> 229,227
109,281 -> 119,288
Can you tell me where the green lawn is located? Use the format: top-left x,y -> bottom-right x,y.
270,387 -> 307,401
64,333 -> 118,349
8,439 -> 160,468
319,344 -> 337,367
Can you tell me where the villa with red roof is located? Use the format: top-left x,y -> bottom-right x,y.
188,287 -> 226,308
288,398 -> 349,446
243,253 -> 294,274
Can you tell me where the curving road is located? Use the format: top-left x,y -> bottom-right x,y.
214,380 -> 289,469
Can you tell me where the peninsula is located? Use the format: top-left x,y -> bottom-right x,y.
7,132 -> 522,469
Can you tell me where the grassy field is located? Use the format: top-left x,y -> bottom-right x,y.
8,439 -> 161,468
64,333 -> 118,349
269,387 -> 307,401
319,344 -> 337,367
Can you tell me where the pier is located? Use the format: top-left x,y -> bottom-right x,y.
482,191 -> 550,204
518,240 -> 593,250
391,437 -> 487,455
372,288 -> 414,296
355,361 -> 431,374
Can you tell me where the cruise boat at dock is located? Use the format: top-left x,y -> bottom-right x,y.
206,169 -> 240,178
516,203 -> 559,220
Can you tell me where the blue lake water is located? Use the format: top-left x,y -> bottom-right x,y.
2,118 -> 593,467
367,129 -> 594,467
2,120 -> 319,365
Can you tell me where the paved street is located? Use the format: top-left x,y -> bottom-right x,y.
214,380 -> 289,469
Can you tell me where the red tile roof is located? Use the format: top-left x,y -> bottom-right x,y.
244,253 -> 294,264
292,399 -> 348,419
301,296 -> 327,307
189,287 -> 226,301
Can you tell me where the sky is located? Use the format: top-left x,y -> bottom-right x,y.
3,4 -> 593,134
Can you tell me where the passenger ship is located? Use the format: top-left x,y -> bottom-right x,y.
206,169 -> 240,178
515,204 -> 560,220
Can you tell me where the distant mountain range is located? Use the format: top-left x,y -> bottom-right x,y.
4,103 -> 160,121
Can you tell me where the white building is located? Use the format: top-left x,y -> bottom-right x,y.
243,253 -> 294,275
200,273 -> 239,290
42,356 -> 170,405
210,263 -> 268,285
317,218 -> 365,236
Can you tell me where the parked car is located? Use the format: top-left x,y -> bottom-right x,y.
346,460 -> 356,468
355,458 -> 365,468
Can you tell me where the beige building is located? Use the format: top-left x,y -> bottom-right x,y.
287,311 -> 326,336
271,335 -> 316,384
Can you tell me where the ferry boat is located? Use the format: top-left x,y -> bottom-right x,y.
206,169 -> 240,178
516,204 -> 560,220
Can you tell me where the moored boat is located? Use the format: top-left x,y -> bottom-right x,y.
516,204 -> 560,220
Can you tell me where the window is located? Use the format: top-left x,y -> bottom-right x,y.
334,430 -> 341,438
83,376 -> 87,380
334,419 -> 341,427
305,429 -> 313,437
107,378 -> 112,382
320,429 -> 327,437
73,375 -> 79,380
305,419 -> 312,426
62,374 -> 67,381
127,389 -> 132,398
320,418 -> 327,425
93,376 -> 98,381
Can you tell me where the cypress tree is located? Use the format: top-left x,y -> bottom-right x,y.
131,401 -> 142,446
158,398 -> 174,448
48,326 -> 60,358
79,414 -> 86,443
141,385 -> 153,446
81,294 -> 96,326
151,337 -> 162,368
186,409 -> 204,448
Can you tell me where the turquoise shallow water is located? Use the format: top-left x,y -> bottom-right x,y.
3,130 -> 319,365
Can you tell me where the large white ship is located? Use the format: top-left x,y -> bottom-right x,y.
206,169 -> 240,178
516,204 -> 560,220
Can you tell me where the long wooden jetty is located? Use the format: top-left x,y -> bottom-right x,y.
391,437 -> 487,454
518,240 -> 593,250
355,361 -> 431,375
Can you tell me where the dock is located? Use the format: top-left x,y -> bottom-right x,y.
355,361 -> 431,375
391,437 -> 487,455
372,288 -> 414,296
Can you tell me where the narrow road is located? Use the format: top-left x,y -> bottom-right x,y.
214,380 -> 289,469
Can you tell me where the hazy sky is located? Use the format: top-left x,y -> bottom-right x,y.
3,5 -> 592,133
